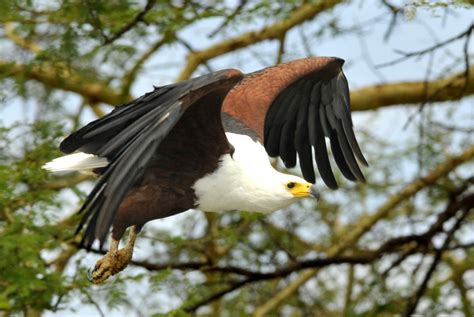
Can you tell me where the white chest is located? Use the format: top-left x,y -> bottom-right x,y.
192,133 -> 297,213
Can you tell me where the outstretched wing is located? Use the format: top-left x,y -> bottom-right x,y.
60,69 -> 243,247
222,57 -> 368,189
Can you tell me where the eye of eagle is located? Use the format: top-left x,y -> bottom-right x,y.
287,182 -> 296,189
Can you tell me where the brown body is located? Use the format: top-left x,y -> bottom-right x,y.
111,89 -> 235,239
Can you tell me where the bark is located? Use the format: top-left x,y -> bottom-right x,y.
351,66 -> 474,111
0,60 -> 131,105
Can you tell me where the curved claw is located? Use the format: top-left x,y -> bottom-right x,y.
87,267 -> 95,282
87,262 -> 114,284
87,248 -> 133,284
87,227 -> 138,284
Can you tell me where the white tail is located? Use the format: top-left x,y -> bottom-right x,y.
42,152 -> 109,173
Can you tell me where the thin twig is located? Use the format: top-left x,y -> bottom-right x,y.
377,23 -> 474,68
176,36 -> 214,73
275,32 -> 286,64
381,0 -> 401,42
177,0 -> 344,80
121,31 -> 175,93
104,0 -> 156,45
430,120 -> 474,133
357,28 -> 386,82
208,0 -> 248,38
80,288 -> 106,317
85,0 -> 108,42
403,205 -> 472,316
184,279 -> 249,312
298,26 -> 314,56
460,24 -> 472,96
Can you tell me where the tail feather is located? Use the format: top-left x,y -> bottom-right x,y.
42,152 -> 109,173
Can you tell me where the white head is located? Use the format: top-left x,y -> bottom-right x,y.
241,171 -> 317,213
193,133 -> 318,213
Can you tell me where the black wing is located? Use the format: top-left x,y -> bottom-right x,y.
264,59 -> 368,189
60,69 -> 243,247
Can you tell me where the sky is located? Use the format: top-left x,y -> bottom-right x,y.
1,1 -> 473,315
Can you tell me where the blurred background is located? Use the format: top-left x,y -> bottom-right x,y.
0,1 -> 473,316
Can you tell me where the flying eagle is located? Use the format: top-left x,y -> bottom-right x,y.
44,57 -> 368,283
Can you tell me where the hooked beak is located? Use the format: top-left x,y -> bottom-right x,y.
309,185 -> 320,201
289,182 -> 320,200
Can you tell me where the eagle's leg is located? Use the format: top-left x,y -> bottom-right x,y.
88,226 -> 138,284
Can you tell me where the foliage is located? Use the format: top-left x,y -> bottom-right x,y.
0,122 -> 64,311
0,1 -> 473,316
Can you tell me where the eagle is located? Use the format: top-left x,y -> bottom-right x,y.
44,57 -> 368,283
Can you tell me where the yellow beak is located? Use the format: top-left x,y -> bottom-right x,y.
290,182 -> 319,199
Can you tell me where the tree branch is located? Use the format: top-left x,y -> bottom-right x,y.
121,31 -> 175,94
0,60 -> 131,105
350,65 -> 474,111
403,204 -> 471,316
448,257 -> 473,317
275,32 -> 286,64
2,59 -> 472,114
103,190 -> 473,313
207,0 -> 248,38
181,191 -> 474,313
377,23 -> 474,68
103,0 -> 156,45
4,22 -> 42,53
2,23 -> 112,118
252,145 -> 474,316
177,0 -> 343,80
